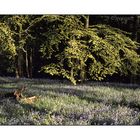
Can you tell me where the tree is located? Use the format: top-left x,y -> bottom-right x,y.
0,22 -> 16,75
1,15 -> 140,85
40,16 -> 140,84
3,15 -> 46,78
83,15 -> 89,29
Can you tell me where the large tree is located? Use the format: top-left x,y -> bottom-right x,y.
40,16 -> 140,84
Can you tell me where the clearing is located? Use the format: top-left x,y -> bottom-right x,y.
0,77 -> 140,125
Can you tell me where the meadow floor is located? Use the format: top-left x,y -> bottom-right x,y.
0,77 -> 140,125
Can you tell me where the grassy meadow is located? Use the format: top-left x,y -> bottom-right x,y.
0,77 -> 140,125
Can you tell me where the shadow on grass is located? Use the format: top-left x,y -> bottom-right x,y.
0,76 -> 71,86
1,88 -> 140,125
1,80 -> 140,111
1,77 -> 140,125
30,85 -> 140,111
85,81 -> 140,90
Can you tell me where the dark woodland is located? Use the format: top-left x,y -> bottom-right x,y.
1,15 -> 140,84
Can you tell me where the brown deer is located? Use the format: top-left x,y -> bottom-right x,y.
14,86 -> 26,100
21,96 -> 38,104
14,86 -> 38,104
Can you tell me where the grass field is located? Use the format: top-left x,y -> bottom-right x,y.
0,77 -> 140,125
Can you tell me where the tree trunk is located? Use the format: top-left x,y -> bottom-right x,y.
80,60 -> 85,83
15,62 -> 19,79
85,15 -> 89,29
25,48 -> 30,78
29,48 -> 33,78
80,15 -> 89,81
22,46 -> 30,78
15,54 -> 19,78
18,49 -> 23,77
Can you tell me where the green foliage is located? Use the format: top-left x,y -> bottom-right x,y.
0,22 -> 16,57
41,20 -> 140,84
0,15 -> 46,76
92,25 -> 140,76
5,15 -> 36,50
0,22 -> 16,74
0,15 -> 140,83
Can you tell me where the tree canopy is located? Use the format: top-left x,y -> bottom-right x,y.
0,15 -> 140,84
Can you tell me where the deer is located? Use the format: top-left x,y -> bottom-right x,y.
20,96 -> 38,104
14,86 -> 39,104
14,86 -> 26,100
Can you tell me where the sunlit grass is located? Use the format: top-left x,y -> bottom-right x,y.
0,77 -> 140,125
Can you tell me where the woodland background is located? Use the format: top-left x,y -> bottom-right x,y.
1,15 -> 140,84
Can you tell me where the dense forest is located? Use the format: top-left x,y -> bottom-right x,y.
1,15 -> 140,84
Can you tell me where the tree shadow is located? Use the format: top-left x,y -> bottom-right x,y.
85,81 -> 140,90
29,85 -> 140,111
1,84 -> 140,125
1,78 -> 140,110
1,78 -> 140,125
